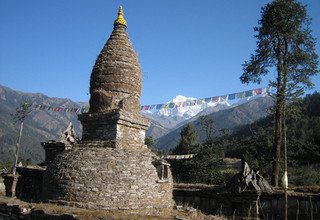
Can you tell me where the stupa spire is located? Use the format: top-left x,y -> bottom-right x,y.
114,6 -> 127,27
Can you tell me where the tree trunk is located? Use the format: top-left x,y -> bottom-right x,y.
271,38 -> 284,187
272,97 -> 282,187
13,121 -> 23,175
10,121 -> 23,197
283,105 -> 288,220
282,36 -> 289,220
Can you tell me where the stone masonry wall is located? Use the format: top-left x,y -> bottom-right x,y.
79,110 -> 148,145
89,25 -> 142,114
174,184 -> 320,219
16,167 -> 45,202
43,144 -> 173,216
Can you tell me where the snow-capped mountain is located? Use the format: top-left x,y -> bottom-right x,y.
144,95 -> 231,120
142,92 -> 270,139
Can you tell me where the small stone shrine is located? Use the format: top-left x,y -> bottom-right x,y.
42,6 -> 173,215
227,161 -> 273,194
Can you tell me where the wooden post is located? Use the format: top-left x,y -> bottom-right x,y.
283,105 -> 288,220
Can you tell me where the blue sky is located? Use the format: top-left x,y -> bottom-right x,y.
0,0 -> 319,105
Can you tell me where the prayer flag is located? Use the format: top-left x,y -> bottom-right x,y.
236,92 -> 245,99
156,104 -> 163,109
245,90 -> 253,97
161,154 -> 196,160
254,88 -> 262,95
228,93 -> 236,100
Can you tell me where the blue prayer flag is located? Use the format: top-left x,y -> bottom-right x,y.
228,93 -> 236,100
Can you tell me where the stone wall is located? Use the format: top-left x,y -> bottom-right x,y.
4,169 -> 320,220
16,167 -> 45,202
259,190 -> 320,220
173,184 -> 320,219
41,141 -> 70,165
79,110 -> 148,145
42,145 -> 173,216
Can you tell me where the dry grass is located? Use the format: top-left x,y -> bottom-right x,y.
0,196 -> 227,220
173,206 -> 227,220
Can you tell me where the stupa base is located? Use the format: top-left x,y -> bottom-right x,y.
42,144 -> 174,216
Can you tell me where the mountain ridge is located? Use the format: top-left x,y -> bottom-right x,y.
155,96 -> 274,152
0,84 -> 273,164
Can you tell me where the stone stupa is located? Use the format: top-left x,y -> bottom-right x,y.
42,6 -> 173,216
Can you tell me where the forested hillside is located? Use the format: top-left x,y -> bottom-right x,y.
156,96 -> 273,151
0,85 -> 83,164
169,92 -> 320,186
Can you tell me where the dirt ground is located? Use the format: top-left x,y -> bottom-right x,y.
0,196 -> 226,220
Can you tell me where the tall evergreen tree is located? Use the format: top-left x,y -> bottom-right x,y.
171,123 -> 199,183
173,123 -> 198,154
240,0 -> 319,186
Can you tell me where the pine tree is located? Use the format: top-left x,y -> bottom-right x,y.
171,123 -> 198,183
173,123 -> 198,155
240,0 -> 319,187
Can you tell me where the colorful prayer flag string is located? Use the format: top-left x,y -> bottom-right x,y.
30,87 -> 270,114
33,104 -> 89,113
160,154 -> 196,160
141,86 -> 269,111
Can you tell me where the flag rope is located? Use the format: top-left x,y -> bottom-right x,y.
30,87 -> 270,114
160,154 -> 196,160
140,87 -> 269,111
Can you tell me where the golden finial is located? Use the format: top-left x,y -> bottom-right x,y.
114,6 -> 127,27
